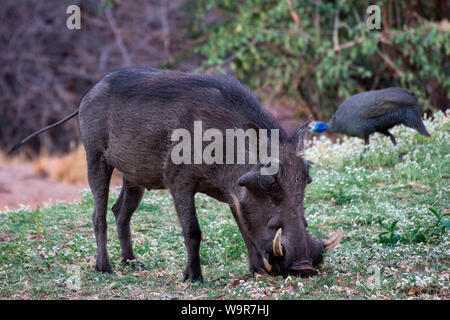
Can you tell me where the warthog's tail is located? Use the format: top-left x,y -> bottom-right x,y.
8,109 -> 79,155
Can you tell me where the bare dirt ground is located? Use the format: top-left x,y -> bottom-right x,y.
0,163 -> 85,210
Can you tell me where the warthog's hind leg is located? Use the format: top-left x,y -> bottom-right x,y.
112,177 -> 145,268
87,154 -> 113,273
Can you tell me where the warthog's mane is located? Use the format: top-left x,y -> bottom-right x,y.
105,66 -> 289,142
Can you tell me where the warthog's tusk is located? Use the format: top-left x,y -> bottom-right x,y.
263,258 -> 272,272
273,228 -> 283,257
324,227 -> 344,250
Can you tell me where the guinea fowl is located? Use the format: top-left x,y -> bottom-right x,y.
309,87 -> 430,145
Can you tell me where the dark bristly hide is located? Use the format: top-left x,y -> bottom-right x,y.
9,67 -> 343,281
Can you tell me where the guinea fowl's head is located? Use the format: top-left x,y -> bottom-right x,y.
309,121 -> 329,134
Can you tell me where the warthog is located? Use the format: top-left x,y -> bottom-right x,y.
10,66 -> 342,282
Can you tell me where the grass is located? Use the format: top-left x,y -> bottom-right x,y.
0,111 -> 448,300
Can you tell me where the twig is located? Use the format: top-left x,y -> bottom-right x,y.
285,0 -> 300,27
382,4 -> 390,31
353,8 -> 362,24
333,32 -> 391,52
378,32 -> 392,45
160,0 -> 171,62
105,7 -> 132,66
333,10 -> 340,51
376,50 -> 403,78
333,37 -> 364,51
98,46 -> 111,73
284,0 -> 314,41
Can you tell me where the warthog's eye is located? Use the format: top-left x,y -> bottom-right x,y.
303,159 -> 313,184
296,159 -> 313,184
296,175 -> 312,184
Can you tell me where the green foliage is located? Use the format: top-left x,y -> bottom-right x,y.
427,207 -> 450,233
186,0 -> 449,119
327,187 -> 352,205
32,205 -> 44,235
378,220 -> 401,245
377,207 -> 449,246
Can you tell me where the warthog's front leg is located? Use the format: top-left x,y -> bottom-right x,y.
169,189 -> 203,282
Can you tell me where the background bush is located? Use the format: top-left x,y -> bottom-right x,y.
188,0 -> 449,120
1,0 -> 448,154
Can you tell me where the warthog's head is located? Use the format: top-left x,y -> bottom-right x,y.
231,119 -> 343,277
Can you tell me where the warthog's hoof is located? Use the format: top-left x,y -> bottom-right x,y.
95,263 -> 114,274
183,269 -> 204,283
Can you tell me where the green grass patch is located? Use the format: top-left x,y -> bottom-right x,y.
0,111 -> 449,299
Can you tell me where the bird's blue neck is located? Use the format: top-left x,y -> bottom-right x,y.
314,121 -> 329,133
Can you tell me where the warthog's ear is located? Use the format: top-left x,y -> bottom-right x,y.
237,161 -> 284,196
294,116 -> 312,156
237,170 -> 276,193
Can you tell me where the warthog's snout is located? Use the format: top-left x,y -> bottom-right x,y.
263,227 -> 344,277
